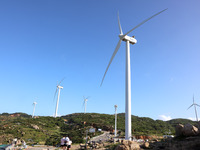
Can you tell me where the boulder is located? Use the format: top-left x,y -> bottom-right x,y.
197,121 -> 200,131
115,140 -> 140,150
175,124 -> 184,136
122,140 -> 129,145
183,123 -> 198,136
129,141 -> 140,150
115,144 -> 129,150
31,124 -> 39,130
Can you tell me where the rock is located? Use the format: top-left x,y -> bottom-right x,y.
175,124 -> 184,136
197,121 -> 200,131
115,144 -> 129,150
115,140 -> 140,150
122,140 -> 129,145
31,124 -> 39,130
142,142 -> 149,148
129,141 -> 140,150
183,123 -> 198,136
16,139 -> 21,145
118,139 -> 122,143
80,144 -> 86,150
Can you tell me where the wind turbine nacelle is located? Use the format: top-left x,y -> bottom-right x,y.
122,35 -> 137,45
57,85 -> 63,89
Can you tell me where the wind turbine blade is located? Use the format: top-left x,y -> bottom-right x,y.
122,8 -> 167,37
118,12 -> 123,35
53,88 -> 58,102
100,39 -> 122,86
86,96 -> 90,99
82,100 -> 85,107
58,77 -> 65,85
187,104 -> 194,110
195,104 -> 200,107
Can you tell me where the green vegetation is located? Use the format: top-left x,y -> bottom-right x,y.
0,112 -> 196,146
62,113 -> 175,136
167,118 -> 196,128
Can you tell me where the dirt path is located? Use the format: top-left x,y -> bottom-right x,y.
90,131 -> 111,142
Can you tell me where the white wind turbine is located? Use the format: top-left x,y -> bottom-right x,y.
101,9 -> 167,140
83,96 -> 90,114
32,101 -> 37,118
114,105 -> 118,137
54,78 -> 64,118
187,95 -> 200,122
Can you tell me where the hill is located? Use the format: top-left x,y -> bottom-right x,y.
62,113 -> 175,135
167,118 -> 196,127
0,112 -> 196,146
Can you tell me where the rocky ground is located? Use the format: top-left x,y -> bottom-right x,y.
113,135 -> 200,150
6,122 -> 200,150
6,136 -> 200,150
149,136 -> 200,150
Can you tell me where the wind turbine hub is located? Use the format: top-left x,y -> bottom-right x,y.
119,35 -> 137,45
119,34 -> 123,38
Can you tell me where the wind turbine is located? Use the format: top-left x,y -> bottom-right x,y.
83,96 -> 90,114
32,102 -> 37,118
101,9 -> 167,140
114,105 -> 118,137
54,78 -> 64,117
187,95 -> 200,122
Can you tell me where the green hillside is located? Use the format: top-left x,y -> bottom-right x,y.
167,118 -> 196,128
0,112 -> 196,146
62,113 -> 175,135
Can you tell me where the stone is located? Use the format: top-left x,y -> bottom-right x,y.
16,139 -> 21,145
197,121 -> 200,131
183,123 -> 198,136
115,144 -> 129,150
118,139 -> 122,143
115,140 -> 140,150
142,142 -> 150,148
175,124 -> 184,136
122,140 -> 129,145
129,141 -> 140,150
31,124 -> 39,130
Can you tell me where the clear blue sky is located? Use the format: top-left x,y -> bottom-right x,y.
0,0 -> 200,121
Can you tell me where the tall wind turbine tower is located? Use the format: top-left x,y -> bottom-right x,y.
114,105 -> 118,137
32,102 -> 37,118
54,79 -> 64,118
188,95 -> 200,122
83,96 -> 89,114
101,9 -> 167,140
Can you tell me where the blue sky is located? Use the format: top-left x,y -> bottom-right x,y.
0,0 -> 200,121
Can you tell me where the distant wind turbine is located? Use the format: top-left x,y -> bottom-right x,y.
114,105 -> 118,137
32,102 -> 37,118
101,9 -> 167,140
187,95 -> 200,122
83,96 -> 90,114
54,78 -> 64,117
